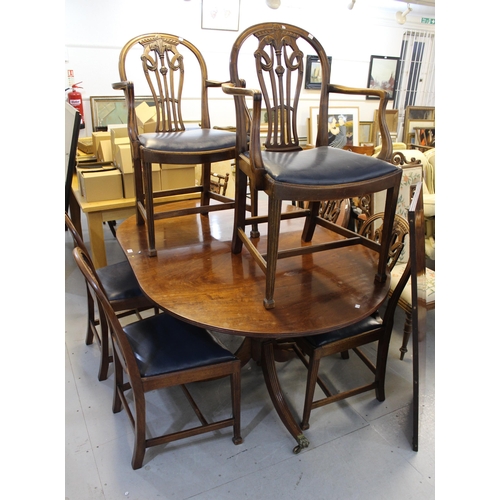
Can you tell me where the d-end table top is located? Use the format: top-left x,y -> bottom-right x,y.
116,201 -> 391,339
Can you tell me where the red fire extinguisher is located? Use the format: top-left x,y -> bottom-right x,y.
68,82 -> 85,129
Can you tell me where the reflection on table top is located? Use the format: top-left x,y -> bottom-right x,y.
116,201 -> 391,338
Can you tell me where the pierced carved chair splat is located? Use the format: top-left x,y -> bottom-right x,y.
223,23 -> 402,309
113,33 -> 237,256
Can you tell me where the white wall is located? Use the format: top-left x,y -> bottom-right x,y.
65,0 -> 435,138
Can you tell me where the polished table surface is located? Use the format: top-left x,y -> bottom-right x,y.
116,200 -> 391,451
116,201 -> 390,338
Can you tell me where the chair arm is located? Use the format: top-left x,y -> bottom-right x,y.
222,83 -> 266,178
327,84 -> 392,162
206,79 -> 230,88
112,80 -> 139,144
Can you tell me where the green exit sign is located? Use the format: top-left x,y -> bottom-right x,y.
421,18 -> 435,24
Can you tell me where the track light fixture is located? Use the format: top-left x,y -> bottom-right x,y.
396,3 -> 412,25
347,0 -> 356,9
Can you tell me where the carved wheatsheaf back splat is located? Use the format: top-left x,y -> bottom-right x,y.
253,26 -> 304,150
139,35 -> 185,132
118,34 -> 211,134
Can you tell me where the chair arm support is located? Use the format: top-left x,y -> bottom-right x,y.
222,83 -> 266,180
112,80 -> 139,144
327,84 -> 393,162
206,79 -> 229,88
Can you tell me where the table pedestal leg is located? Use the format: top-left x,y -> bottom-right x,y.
261,340 -> 310,454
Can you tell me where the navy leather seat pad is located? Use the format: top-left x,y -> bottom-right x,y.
139,128 -> 236,153
96,261 -> 143,302
303,315 -> 382,348
123,313 -> 237,378
259,146 -> 398,185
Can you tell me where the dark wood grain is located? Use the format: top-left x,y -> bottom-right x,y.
116,201 -> 390,339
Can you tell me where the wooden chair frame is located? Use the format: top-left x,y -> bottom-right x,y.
222,23 -> 402,309
289,194 -> 425,433
65,212 -> 156,380
72,246 -> 242,469
113,33 -> 237,256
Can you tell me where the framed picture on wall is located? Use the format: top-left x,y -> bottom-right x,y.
366,55 -> 400,100
309,106 -> 359,147
90,96 -> 155,132
201,0 -> 240,31
305,55 -> 332,89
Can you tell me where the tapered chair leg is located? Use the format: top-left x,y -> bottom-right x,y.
264,197 -> 282,309
232,169 -> 248,254
201,161 -> 211,208
112,356 -> 124,414
301,354 -> 321,431
85,291 -> 95,346
231,371 -> 243,445
301,201 -> 321,242
132,393 -> 147,470
400,312 -> 412,360
143,161 -> 157,257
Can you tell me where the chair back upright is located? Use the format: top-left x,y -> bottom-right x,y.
224,23 -> 393,190
65,212 -> 106,292
359,213 -> 410,272
72,246 -> 141,383
117,33 -> 211,138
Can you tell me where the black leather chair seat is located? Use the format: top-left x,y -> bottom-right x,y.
303,314 -> 382,348
259,146 -> 399,185
139,128 -> 237,153
123,313 -> 237,378
96,261 -> 144,302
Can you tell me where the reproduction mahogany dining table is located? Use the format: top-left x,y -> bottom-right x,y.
115,200 -> 391,453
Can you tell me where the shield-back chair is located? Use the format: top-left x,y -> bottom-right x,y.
222,22 -> 402,309
113,33 -> 237,256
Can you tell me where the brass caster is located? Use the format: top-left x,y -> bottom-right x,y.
292,434 -> 309,454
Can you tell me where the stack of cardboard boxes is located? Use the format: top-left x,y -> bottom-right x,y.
76,102 -> 196,203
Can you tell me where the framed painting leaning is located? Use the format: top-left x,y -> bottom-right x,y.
309,107 -> 359,147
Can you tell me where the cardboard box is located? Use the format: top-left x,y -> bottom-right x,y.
114,143 -> 134,173
108,124 -> 128,140
109,125 -> 129,159
97,139 -> 113,162
135,101 -> 157,134
122,163 -> 161,199
92,131 -> 111,158
77,167 -> 124,202
160,164 -> 196,190
77,137 -> 94,154
112,138 -> 131,165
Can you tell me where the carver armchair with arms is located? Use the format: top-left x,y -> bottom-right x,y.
72,246 -> 242,470
113,33 -> 237,256
65,212 -> 158,381
222,22 -> 402,309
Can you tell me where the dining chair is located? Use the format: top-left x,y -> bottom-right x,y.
290,187 -> 424,431
112,33 -> 237,257
222,22 -> 402,309
210,172 -> 230,196
72,246 -> 242,470
65,212 -> 158,381
358,210 -> 434,361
